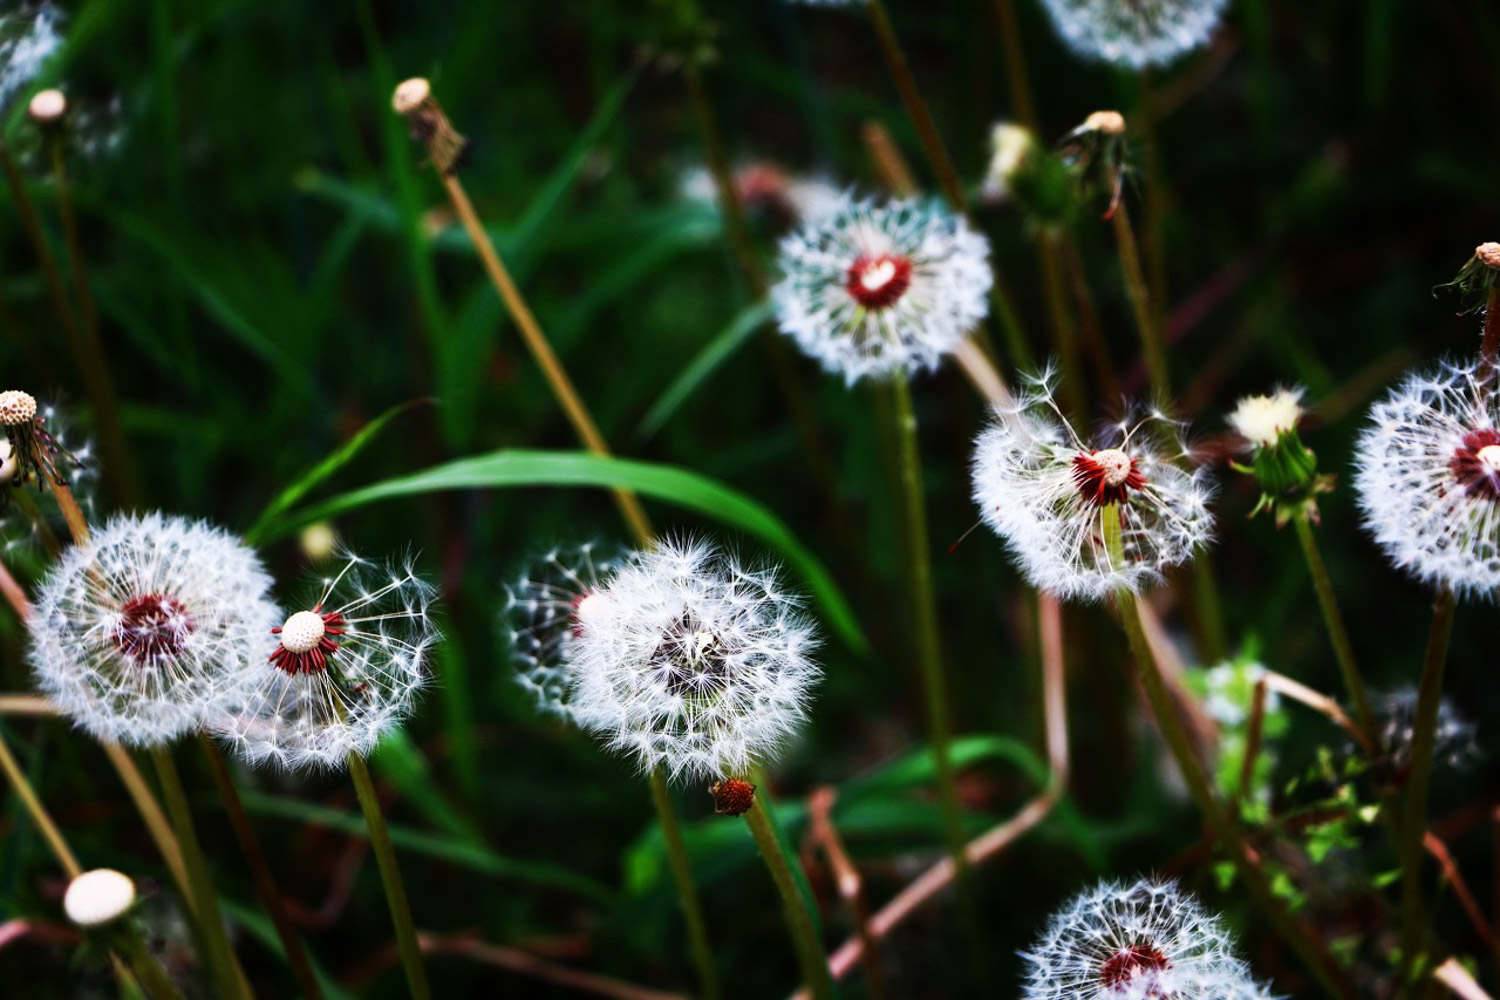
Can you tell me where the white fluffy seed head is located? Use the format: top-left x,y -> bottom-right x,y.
772,194 -> 993,384
1353,358 -> 1500,597
1022,878 -> 1278,999
29,513 -> 281,746
567,539 -> 821,782
1039,0 -> 1229,68
1228,388 -> 1305,448
0,4 -> 62,113
64,869 -> 136,928
0,389 -> 37,425
971,368 -> 1215,602
212,553 -> 437,771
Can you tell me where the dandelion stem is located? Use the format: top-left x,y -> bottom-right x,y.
742,789 -> 832,1000
0,726 -> 81,877
1400,586 -> 1459,983
992,0 -> 1038,129
347,750 -> 431,1000
1292,514 -> 1376,740
1111,201 -> 1169,400
1482,288 -> 1500,367
648,768 -> 721,1000
1039,233 -> 1086,419
150,745 -> 245,1000
682,63 -> 766,296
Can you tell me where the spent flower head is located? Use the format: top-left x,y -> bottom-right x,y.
0,395 -> 96,556
772,194 -> 992,384
214,552 -> 436,770
568,538 -> 820,782
1022,878 -> 1276,999
29,513 -> 280,746
1353,357 -> 1500,596
1228,388 -> 1333,525
971,369 -> 1215,602
1438,242 -> 1500,313
1038,0 -> 1229,69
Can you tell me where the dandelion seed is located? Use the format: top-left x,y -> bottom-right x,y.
772,194 -> 992,384
971,369 -> 1215,601
214,553 -> 437,770
1038,0 -> 1229,69
1353,357 -> 1500,596
1022,878 -> 1278,999
29,513 -> 280,746
568,539 -> 820,782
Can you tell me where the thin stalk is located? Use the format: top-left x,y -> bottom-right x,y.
1111,202 -> 1168,400
992,0 -> 1038,129
111,926 -> 187,1000
1136,72 -> 1171,332
1039,233 -> 1086,418
199,735 -> 322,1000
1293,515 -> 1376,739
648,768 -> 721,1000
102,741 -> 189,904
150,746 -> 244,1000
683,63 -> 766,296
347,751 -> 431,1000
0,727 -> 81,877
743,791 -> 832,1000
1190,558 -> 1228,665
1400,587 -> 1459,982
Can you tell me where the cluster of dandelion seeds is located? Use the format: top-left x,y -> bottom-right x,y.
971,370 -> 1215,602
1038,0 -> 1229,69
772,194 -> 992,384
1353,357 -> 1500,596
568,539 -> 820,782
1022,878 -> 1275,999
214,552 -> 436,770
29,513 -> 280,746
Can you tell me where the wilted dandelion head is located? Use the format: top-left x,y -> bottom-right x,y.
500,542 -> 623,720
1228,389 -> 1305,449
1371,687 -> 1479,776
971,369 -> 1215,602
1353,358 -> 1500,597
0,2 -> 62,112
681,161 -> 842,230
568,539 -> 820,782
213,553 -> 436,770
1022,879 -> 1276,999
1038,0 -> 1229,69
29,513 -> 280,746
1,397 -> 97,556
772,195 -> 992,384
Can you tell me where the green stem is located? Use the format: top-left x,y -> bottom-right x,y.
1293,515 -> 1376,740
150,746 -> 243,1000
1190,556 -> 1228,666
1111,202 -> 1169,401
648,768 -> 721,1000
1399,587 -> 1458,982
111,924 -> 187,1000
1039,233 -> 1086,419
743,790 -> 832,1000
347,752 -> 430,1000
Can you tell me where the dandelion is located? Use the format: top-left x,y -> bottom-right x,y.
568,539 -> 820,782
29,513 -> 279,746
0,2 -> 62,112
681,161 -> 842,229
500,542 -> 622,720
980,121 -> 1038,203
0,396 -> 96,555
64,869 -> 136,929
1353,357 -> 1500,596
970,369 -> 1215,602
214,553 -> 436,770
1228,389 -> 1305,449
1022,878 -> 1276,999
1038,0 -> 1229,69
772,194 -> 992,384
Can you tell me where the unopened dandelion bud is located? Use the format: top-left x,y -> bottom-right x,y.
1083,110 -> 1125,135
27,87 -> 66,126
391,77 -> 467,175
709,778 -> 756,816
1228,389 -> 1332,525
64,869 -> 137,928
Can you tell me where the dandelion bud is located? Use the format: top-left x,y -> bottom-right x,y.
1227,389 -> 1332,525
27,87 -> 65,125
981,122 -> 1037,203
64,869 -> 136,928
1039,0 -> 1229,69
298,520 -> 339,563
710,777 -> 757,816
1083,110 -> 1125,136
391,77 -> 467,175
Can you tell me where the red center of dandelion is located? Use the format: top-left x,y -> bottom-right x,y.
1073,448 -> 1147,507
845,254 -> 913,310
112,594 -> 194,665
1100,943 -> 1171,990
1450,428 -> 1500,501
269,608 -> 346,675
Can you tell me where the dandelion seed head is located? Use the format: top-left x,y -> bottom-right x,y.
1039,0 -> 1229,69
0,3 -> 62,113
971,369 -> 1215,602
773,195 -> 992,384
1228,389 -> 1305,448
568,539 -> 821,782
29,513 -> 280,746
1354,357 -> 1500,596
1022,878 -> 1277,999
64,869 -> 136,928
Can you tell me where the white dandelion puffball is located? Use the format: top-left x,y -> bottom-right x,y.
1228,389 -> 1305,448
1039,0 -> 1229,69
64,869 -> 137,928
1354,358 -> 1500,597
501,542 -> 623,720
214,554 -> 436,770
29,513 -> 280,746
568,539 -> 820,782
0,3 -> 63,112
1022,879 -> 1277,1000
773,195 -> 992,384
971,370 -> 1215,602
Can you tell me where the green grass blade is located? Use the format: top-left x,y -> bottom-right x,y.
371,730 -> 485,846
637,301 -> 772,442
220,899 -> 354,1000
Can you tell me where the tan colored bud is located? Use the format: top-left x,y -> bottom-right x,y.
1476,242 -> 1500,271
1084,110 -> 1126,135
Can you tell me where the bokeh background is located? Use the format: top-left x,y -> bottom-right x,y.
2,0 -> 1500,996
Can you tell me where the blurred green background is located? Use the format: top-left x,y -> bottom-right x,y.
2,0 -> 1499,995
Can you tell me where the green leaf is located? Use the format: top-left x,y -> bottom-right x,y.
219,899 -> 353,1000
638,301 -> 772,442
244,398 -> 429,546
255,449 -> 869,652
843,735 -> 1049,800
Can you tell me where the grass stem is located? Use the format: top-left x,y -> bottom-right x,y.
1293,514 -> 1376,740
743,789 -> 833,1000
0,726 -> 81,877
1110,201 -> 1168,400
648,768 -> 722,1000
